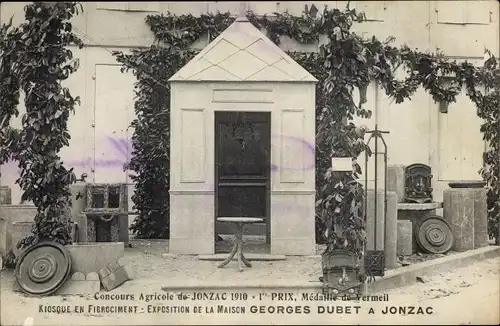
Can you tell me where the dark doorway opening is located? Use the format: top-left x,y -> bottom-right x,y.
214,111 -> 271,254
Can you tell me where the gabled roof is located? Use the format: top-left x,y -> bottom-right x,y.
169,15 -> 317,83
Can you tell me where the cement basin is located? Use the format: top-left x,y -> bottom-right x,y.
0,205 -> 37,224
66,242 -> 124,275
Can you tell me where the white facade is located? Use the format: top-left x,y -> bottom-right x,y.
168,16 -> 317,255
0,1 -> 498,208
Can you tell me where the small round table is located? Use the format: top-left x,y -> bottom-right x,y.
217,217 -> 264,272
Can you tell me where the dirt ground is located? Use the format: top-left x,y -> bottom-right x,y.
126,241 -> 323,282
107,240 -> 452,282
0,238 -> 466,283
1,243 -> 499,325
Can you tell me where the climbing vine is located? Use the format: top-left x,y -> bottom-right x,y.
0,19 -> 22,168
113,47 -> 195,239
114,4 -> 499,247
0,2 -> 84,249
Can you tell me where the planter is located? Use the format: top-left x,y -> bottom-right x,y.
66,242 -> 124,275
448,181 -> 486,189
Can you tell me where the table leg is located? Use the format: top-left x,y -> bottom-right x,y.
236,223 -> 244,272
241,253 -> 252,267
239,223 -> 252,267
218,222 -> 253,271
218,239 -> 238,268
236,244 -> 243,272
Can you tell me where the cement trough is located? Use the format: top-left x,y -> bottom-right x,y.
66,242 -> 124,275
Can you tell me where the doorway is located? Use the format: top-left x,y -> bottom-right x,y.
214,111 -> 271,254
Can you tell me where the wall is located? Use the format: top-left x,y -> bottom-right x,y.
0,1 -> 499,205
0,45 -> 137,206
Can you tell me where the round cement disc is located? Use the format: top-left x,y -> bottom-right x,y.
15,241 -> 72,296
415,215 -> 454,254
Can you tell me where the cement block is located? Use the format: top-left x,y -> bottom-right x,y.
107,261 -> 121,273
397,220 -> 413,256
98,260 -> 134,291
472,189 -> 488,249
397,208 -> 436,252
0,186 -> 12,205
366,190 -> 385,251
66,242 -> 124,275
123,263 -> 134,279
71,272 -> 85,281
387,165 -> 405,203
384,192 -> 398,269
99,266 -> 112,279
86,272 -> 99,281
443,189 -> 475,251
117,257 -> 128,267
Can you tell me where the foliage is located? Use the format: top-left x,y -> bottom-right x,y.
0,18 -> 22,167
114,47 -> 195,239
0,2 -> 84,249
115,5 -> 500,247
